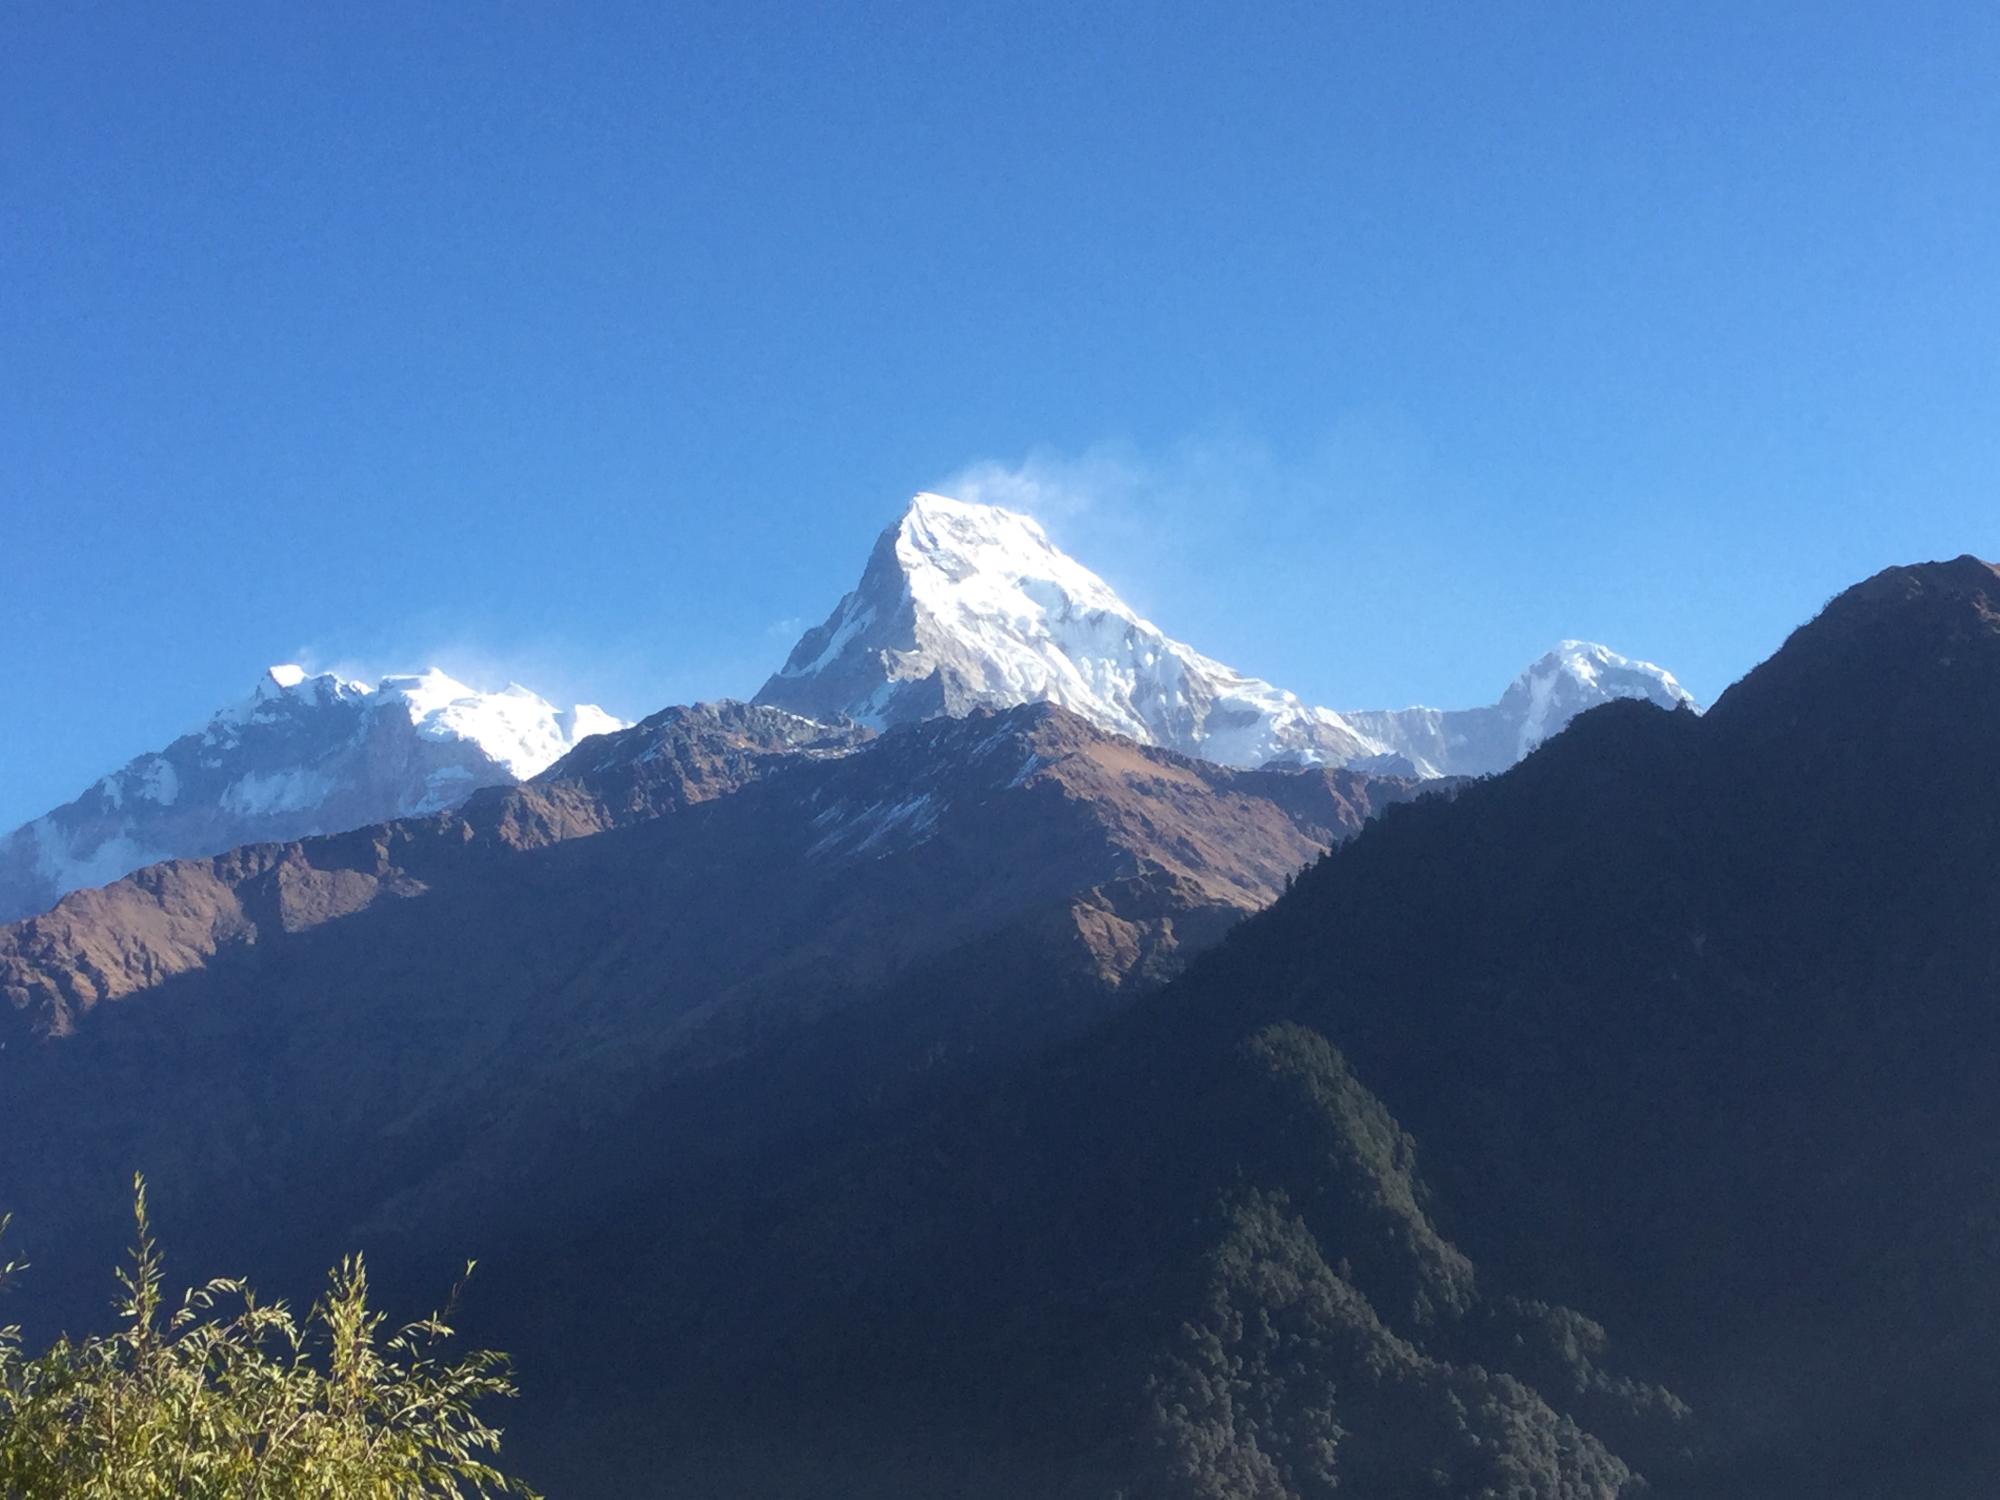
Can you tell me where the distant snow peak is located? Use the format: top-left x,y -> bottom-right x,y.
1346,641 -> 1697,779
254,663 -> 367,701
0,663 -> 631,924
1521,640 -> 1691,699
227,667 -> 371,737
369,669 -> 590,781
1504,641 -> 1695,759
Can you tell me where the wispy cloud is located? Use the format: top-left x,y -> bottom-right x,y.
924,415 -> 1459,707
934,414 -> 1436,535
935,443 -> 1153,525
931,435 -> 1259,618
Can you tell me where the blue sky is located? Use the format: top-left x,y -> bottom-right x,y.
4,0 -> 1996,829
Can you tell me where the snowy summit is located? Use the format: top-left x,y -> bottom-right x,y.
755,493 -> 1383,768
0,665 -> 625,923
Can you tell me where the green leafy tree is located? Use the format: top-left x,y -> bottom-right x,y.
0,1176 -> 537,1499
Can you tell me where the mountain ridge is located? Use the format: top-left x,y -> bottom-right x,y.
2,492 -> 1691,925
0,697 -> 1428,1057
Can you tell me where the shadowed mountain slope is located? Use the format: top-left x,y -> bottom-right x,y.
496,555 -> 2000,1498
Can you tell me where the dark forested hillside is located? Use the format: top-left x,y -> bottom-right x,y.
1222,555 -> 2000,1496
489,556 -> 2000,1497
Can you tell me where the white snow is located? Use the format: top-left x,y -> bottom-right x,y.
416,764 -> 481,813
564,704 -> 625,745
1519,657 -> 1562,757
1509,641 -> 1695,759
375,670 -> 628,781
808,790 -> 945,859
1344,639 -> 1697,777
198,665 -> 620,781
222,766 -> 337,817
778,603 -> 879,681
1007,752 -> 1047,789
137,758 -> 179,806
212,667 -> 373,740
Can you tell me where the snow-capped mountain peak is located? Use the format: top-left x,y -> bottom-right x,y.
216,664 -> 369,729
370,668 -> 626,780
1344,641 -> 1698,778
4,494 -> 1699,923
1503,642 -> 1695,759
0,665 -> 628,923
758,492 -> 1699,783
756,493 -> 1384,768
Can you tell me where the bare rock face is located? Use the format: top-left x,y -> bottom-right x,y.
533,697 -> 873,813
0,665 -> 626,924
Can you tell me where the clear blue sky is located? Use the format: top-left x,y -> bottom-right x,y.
5,0 -> 1996,829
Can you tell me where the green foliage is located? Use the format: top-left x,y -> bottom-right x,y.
0,1177 -> 537,1499
1136,1027 -> 1649,1500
